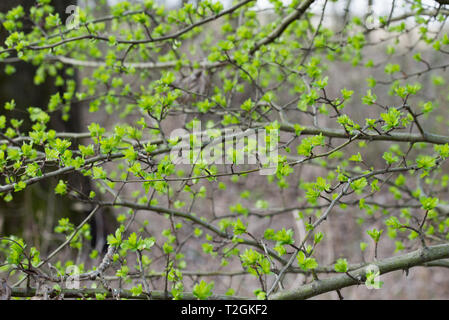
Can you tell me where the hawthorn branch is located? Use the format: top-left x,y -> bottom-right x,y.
277,123 -> 449,145
10,287 -> 247,300
250,0 -> 316,54
270,243 -> 449,300
40,205 -> 100,266
267,181 -> 351,297
2,0 -> 255,54
100,201 -> 289,265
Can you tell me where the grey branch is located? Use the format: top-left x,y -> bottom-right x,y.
271,243 -> 449,300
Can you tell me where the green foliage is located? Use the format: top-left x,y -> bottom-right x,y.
193,280 -> 214,300
296,251 -> 318,271
334,258 -> 348,273
121,233 -> 155,252
0,0 -> 448,301
297,134 -> 325,157
367,228 -> 383,243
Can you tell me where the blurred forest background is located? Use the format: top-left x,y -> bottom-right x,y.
1,0 -> 449,299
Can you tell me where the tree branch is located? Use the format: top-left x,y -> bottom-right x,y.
10,287 -> 247,300
270,243 -> 449,300
250,0 -> 316,54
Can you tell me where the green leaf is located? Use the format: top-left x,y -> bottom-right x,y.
130,284 -> 143,296
420,197 -> 439,211
367,228 -> 383,242
193,280 -> 214,300
296,251 -> 318,271
233,218 -> 247,235
107,229 -> 122,247
334,258 -> 348,273
349,152 -> 363,162
362,89 -> 377,105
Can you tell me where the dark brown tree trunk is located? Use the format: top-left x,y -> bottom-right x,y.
0,1 -> 85,247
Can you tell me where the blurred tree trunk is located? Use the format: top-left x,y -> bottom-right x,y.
0,1 -> 83,250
